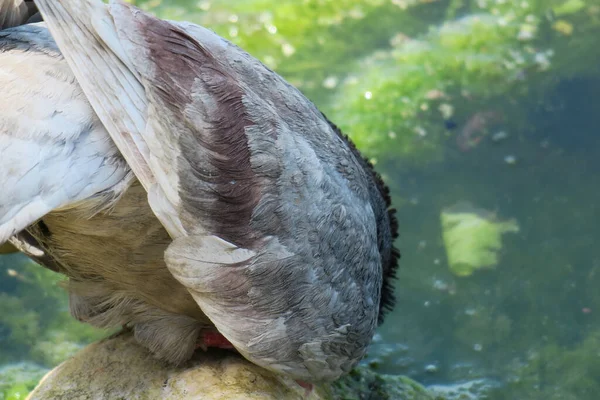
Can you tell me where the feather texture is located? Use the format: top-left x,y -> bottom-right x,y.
0,22 -> 130,245
0,0 -> 38,30
0,20 -> 211,364
33,0 -> 399,382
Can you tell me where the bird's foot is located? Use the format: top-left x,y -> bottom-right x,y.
195,331 -> 235,351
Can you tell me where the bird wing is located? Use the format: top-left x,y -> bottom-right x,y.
34,0 -> 187,238
0,22 -> 132,245
34,0 -> 382,381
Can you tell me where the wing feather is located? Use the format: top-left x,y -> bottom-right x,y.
34,0 -> 188,238
0,23 -> 130,244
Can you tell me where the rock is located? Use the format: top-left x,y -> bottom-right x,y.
28,332 -> 442,400
331,365 -> 444,400
27,332 -> 327,400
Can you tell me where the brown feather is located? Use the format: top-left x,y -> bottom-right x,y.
24,182 -> 211,364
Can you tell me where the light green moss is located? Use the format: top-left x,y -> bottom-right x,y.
0,257 -> 105,368
0,363 -> 47,400
440,202 -> 519,277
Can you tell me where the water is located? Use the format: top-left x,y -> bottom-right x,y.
2,0 -> 600,398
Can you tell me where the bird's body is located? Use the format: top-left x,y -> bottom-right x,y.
0,0 -> 399,382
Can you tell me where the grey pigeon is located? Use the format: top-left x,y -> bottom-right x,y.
0,0 -> 399,383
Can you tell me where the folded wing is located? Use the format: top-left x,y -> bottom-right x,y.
35,0 -> 384,382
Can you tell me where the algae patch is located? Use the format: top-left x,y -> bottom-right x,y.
0,362 -> 47,400
440,202 -> 519,277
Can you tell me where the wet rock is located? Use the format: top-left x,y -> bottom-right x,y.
331,365 -> 444,400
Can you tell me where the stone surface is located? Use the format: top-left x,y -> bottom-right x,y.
27,333 -> 327,400
27,332 -> 442,400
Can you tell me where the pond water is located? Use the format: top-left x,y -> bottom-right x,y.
1,0 -> 600,399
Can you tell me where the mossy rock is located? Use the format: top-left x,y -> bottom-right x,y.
331,365 -> 444,400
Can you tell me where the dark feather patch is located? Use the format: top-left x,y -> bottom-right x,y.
321,114 -> 400,325
137,18 -> 262,247
128,8 -> 398,322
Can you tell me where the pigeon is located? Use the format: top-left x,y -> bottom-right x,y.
1,0 -> 399,382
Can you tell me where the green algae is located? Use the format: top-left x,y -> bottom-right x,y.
0,363 -> 47,400
440,202 -> 519,277
332,365 -> 446,400
488,330 -> 600,399
0,256 -> 105,367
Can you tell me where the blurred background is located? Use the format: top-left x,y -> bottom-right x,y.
2,0 -> 600,398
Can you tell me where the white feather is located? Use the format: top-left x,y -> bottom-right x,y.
0,26 -> 130,244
